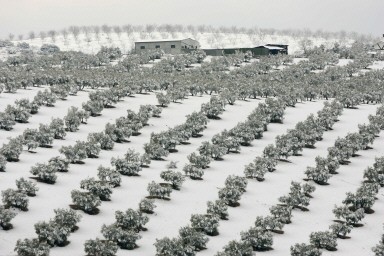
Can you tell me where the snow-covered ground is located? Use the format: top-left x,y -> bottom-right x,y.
1,83 -> 383,256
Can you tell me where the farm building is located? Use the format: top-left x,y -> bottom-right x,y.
134,38 -> 200,54
203,44 -> 288,57
253,44 -> 288,55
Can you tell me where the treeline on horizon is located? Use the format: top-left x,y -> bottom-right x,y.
5,23 -> 378,43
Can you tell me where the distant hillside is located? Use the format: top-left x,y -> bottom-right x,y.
1,24 -> 378,57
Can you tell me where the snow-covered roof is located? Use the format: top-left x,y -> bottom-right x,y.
262,45 -> 284,50
135,38 -> 195,43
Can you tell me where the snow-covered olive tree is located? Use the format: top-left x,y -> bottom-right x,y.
71,190 -> 101,214
80,178 -> 113,201
139,198 -> 156,214
30,163 -> 57,184
147,181 -> 172,200
111,149 -> 142,176
0,205 -> 17,230
14,238 -> 50,256
2,189 -> 29,211
309,231 -> 337,250
84,238 -> 118,256
160,170 -> 185,190
101,224 -> 141,249
16,178 -> 39,196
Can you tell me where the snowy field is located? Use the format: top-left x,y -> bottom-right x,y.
0,28 -> 384,255
0,83 -> 383,256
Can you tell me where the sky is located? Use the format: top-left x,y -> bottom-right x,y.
0,0 -> 383,39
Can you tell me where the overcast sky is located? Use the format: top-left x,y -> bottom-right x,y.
0,0 -> 383,39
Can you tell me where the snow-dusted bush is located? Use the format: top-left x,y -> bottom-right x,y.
30,163 -> 57,184
201,96 -> 225,119
329,222 -> 352,238
244,156 -> 277,181
140,153 -> 151,167
290,243 -> 322,256
254,216 -> 284,232
48,156 -> 70,172
269,205 -> 293,224
40,44 -> 60,54
0,205 -> 17,230
216,240 -> 253,256
80,140 -> 101,158
34,89 -> 57,106
198,141 -> 226,160
60,142 -> 87,163
88,132 -> 114,150
64,106 -> 83,132
309,231 -> 337,250
139,198 -> 156,214
212,130 -> 241,153
0,112 -> 16,130
185,111 -> 208,137
207,199 -> 229,220
101,224 -> 141,249
2,189 -> 29,211
183,164 -> 204,180
156,92 -> 171,107
147,181 -> 172,199
372,231 -> 384,256
97,166 -> 121,187
80,178 -> 113,201
16,178 -> 39,196
84,238 -> 118,256
240,226 -> 273,251
105,122 -> 132,143
154,237 -> 192,256
34,220 -> 71,247
22,128 -> 39,151
190,214 -> 220,236
0,137 -> 23,161
279,182 -> 314,210
53,208 -> 82,232
160,170 -> 185,190
229,122 -> 254,146
0,154 -> 7,171
49,118 -> 66,139
225,175 -> 247,192
115,208 -> 149,232
218,186 -> 243,207
82,100 -> 104,116
14,238 -> 50,256
179,226 -> 208,251
96,46 -> 122,61
144,141 -> 169,160
188,152 -> 211,169
333,205 -> 365,226
71,190 -> 101,214
111,149 -> 142,176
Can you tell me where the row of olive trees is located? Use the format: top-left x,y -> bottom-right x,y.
167,101 -> 346,254
292,157 -> 383,255
153,97 -> 292,255
183,97 -> 287,181
305,105 -> 384,184
13,208 -> 81,256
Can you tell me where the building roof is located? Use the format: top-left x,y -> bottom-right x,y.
266,43 -> 288,46
135,38 -> 197,43
254,45 -> 285,50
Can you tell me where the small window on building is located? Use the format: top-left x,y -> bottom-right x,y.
140,46 -> 145,49
156,45 -> 160,49
171,45 -> 175,48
